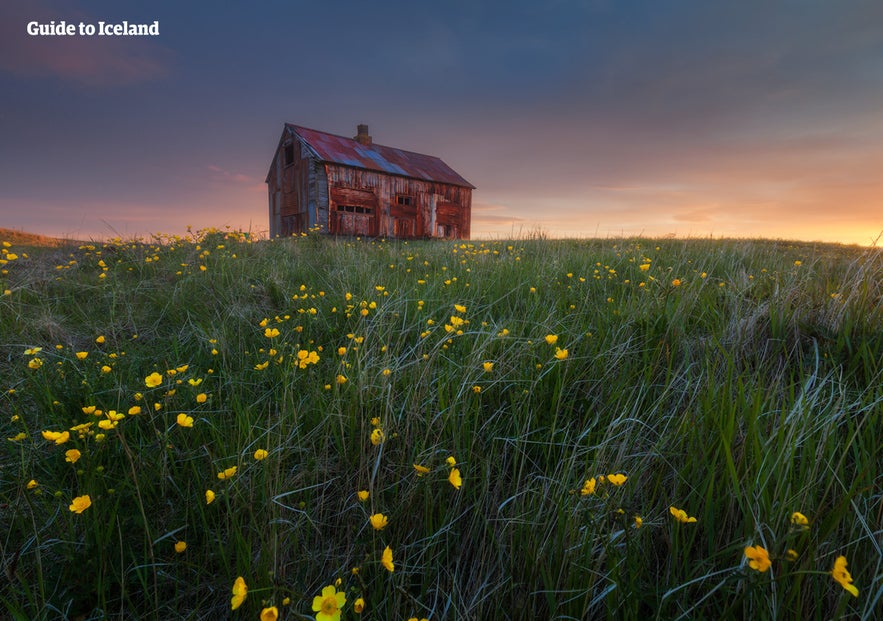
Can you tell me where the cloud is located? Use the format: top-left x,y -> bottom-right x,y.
0,1 -> 170,85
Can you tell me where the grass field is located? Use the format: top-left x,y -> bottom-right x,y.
1,229 -> 881,620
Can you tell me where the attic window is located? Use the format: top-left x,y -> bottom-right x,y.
283,143 -> 294,166
396,195 -> 413,206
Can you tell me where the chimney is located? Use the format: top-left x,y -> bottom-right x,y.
354,124 -> 372,146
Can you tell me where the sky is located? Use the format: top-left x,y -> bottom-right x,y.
1,0 -> 882,245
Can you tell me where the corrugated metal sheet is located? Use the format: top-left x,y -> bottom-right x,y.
287,124 -> 475,189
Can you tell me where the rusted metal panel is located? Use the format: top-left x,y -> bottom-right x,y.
288,124 -> 475,189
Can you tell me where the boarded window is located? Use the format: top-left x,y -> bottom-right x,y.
283,143 -> 294,166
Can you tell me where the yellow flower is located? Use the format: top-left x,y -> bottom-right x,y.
96,335 -> 105,344
831,555 -> 859,597
65,449 -> 81,463
101,365 -> 112,373
790,511 -> 809,527
264,327 -> 280,338
639,263 -> 651,271
669,506 -> 697,523
75,351 -> 88,360
42,430 -> 70,445
545,334 -> 558,345
260,606 -> 278,621
312,584 -> 346,621
176,413 -> 194,428
353,597 -> 365,613
744,545 -> 771,572
607,473 -> 627,486
337,346 -> 347,356
8,432 -> 27,442
28,358 -> 43,369
446,456 -> 457,466
483,361 -> 494,373
785,549 -> 798,562
145,372 -> 163,388
554,347 -> 569,360
454,304 -> 467,313
634,515 -> 643,528
381,545 -> 395,572
217,466 -> 237,480
254,361 -> 269,371
448,468 -> 462,489
336,374 -> 348,385
369,513 -> 388,530
413,464 -> 430,476
254,448 -> 268,461
69,494 -> 92,513
370,428 -> 385,445
174,541 -> 187,553
205,490 -> 216,505
357,489 -> 369,501
27,479 -> 38,489
671,279 -> 682,287
128,406 -> 141,415
231,576 -> 247,610
581,477 -> 597,496
195,393 -> 207,403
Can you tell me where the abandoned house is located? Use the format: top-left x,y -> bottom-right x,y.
266,123 -> 474,239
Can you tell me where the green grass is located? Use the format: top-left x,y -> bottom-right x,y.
1,231 -> 881,620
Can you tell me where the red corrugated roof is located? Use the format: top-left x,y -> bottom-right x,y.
287,124 -> 475,189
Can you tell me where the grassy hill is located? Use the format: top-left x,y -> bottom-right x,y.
1,229 -> 880,620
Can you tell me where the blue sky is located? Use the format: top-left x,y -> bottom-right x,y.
1,0 -> 882,244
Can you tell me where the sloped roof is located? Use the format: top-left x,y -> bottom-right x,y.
286,124 -> 475,189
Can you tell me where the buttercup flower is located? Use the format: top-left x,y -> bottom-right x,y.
264,327 -> 280,338
42,430 -> 70,445
195,393 -> 207,403
607,473 -> 627,486
544,334 -> 558,345
312,584 -> 346,621
69,494 -> 92,514
634,515 -> 643,528
176,413 -> 194,428
381,546 -> 395,572
75,351 -> 88,360
27,479 -> 38,490
357,490 -> 369,501
353,597 -> 365,613
580,477 -> 597,496
448,468 -> 462,489
205,489 -> 216,504
413,464 -> 430,476
231,576 -> 247,610
217,466 -> 237,480
254,448 -> 268,461
744,545 -> 771,572
446,456 -> 457,466
831,555 -> 859,597
370,428 -> 385,445
145,372 -> 163,388
260,606 -> 278,621
483,361 -> 494,373
790,511 -> 809,527
669,506 -> 697,523
554,347 -> 569,360
369,513 -> 388,530
174,541 -> 187,553
65,449 -> 81,463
